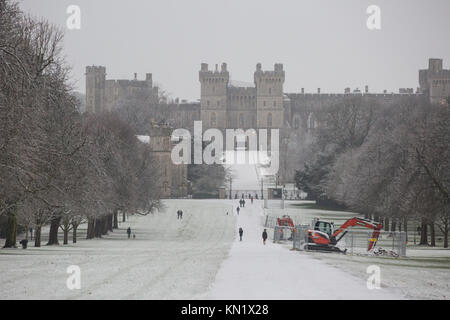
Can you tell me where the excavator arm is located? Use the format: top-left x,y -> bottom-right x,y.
332,217 -> 382,251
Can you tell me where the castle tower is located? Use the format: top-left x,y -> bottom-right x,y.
199,63 -> 229,130
149,123 -> 187,198
85,66 -> 106,113
254,63 -> 285,129
419,58 -> 450,104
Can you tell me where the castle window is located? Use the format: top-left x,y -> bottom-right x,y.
269,88 -> 272,95
210,112 -> 217,127
273,101 -> 276,107
207,100 -> 210,107
263,101 -> 266,106
239,113 -> 244,128
308,113 -> 316,129
294,117 -> 300,129
267,113 -> 273,128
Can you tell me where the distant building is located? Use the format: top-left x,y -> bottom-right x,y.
86,58 -> 448,187
85,66 -> 159,113
419,58 -> 450,105
148,123 -> 188,198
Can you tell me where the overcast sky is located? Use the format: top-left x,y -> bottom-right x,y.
19,0 -> 450,101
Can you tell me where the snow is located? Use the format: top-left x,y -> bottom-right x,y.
1,158 -> 448,299
0,200 -> 236,299
207,200 -> 402,299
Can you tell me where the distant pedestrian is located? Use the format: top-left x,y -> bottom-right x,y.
262,229 -> 268,245
20,239 -> 28,249
127,227 -> 131,239
133,234 -> 136,239
251,196 -> 254,204
180,210 -> 183,219
239,227 -> 243,241
242,199 -> 246,207
236,206 -> 240,215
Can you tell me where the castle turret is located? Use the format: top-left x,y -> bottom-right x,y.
85,66 -> 106,113
419,58 -> 450,104
254,63 -> 285,129
199,62 -> 229,130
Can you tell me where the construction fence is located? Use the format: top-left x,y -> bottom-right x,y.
286,225 -> 407,257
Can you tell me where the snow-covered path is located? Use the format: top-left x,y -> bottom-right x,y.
208,200 -> 403,299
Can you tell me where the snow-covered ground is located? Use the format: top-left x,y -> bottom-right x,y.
1,159 -> 448,299
0,200 -> 236,299
208,200 -> 402,299
266,201 -> 450,300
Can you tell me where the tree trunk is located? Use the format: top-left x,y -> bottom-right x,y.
3,208 -> 17,248
419,218 -> 428,245
384,217 -> 389,231
73,225 -> 77,244
63,229 -> 69,245
444,229 -> 448,248
86,218 -> 95,239
34,226 -> 41,247
391,219 -> 396,232
94,218 -> 103,238
403,216 -> 408,242
430,222 -> 436,247
47,216 -> 61,245
108,214 -> 113,232
113,210 -> 118,229
102,216 -> 109,235
122,211 -> 126,222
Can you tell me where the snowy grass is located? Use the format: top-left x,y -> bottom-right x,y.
0,200 -> 236,300
266,201 -> 450,300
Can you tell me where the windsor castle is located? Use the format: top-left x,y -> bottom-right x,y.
85,58 -> 450,197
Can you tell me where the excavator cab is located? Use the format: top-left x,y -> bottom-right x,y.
314,220 -> 333,236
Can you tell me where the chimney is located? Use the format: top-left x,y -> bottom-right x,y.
317,88 -> 321,94
301,88 -> 304,94
134,73 -> 137,80
365,85 -> 369,93
221,63 -> 227,72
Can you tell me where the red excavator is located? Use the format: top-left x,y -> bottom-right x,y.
277,215 -> 295,240
306,217 -> 382,254
277,215 -> 294,228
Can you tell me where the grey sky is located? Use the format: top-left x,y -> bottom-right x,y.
19,0 -> 450,101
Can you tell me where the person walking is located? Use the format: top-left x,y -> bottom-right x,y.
180,210 -> 183,219
236,206 -> 240,215
262,229 -> 268,245
239,227 -> 243,241
251,196 -> 253,204
127,227 -> 131,239
242,199 -> 246,207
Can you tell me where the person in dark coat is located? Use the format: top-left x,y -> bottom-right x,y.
262,229 -> 268,245
239,227 -> 243,241
242,199 -> 245,207
236,206 -> 240,215
20,239 -> 28,249
127,227 -> 131,239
